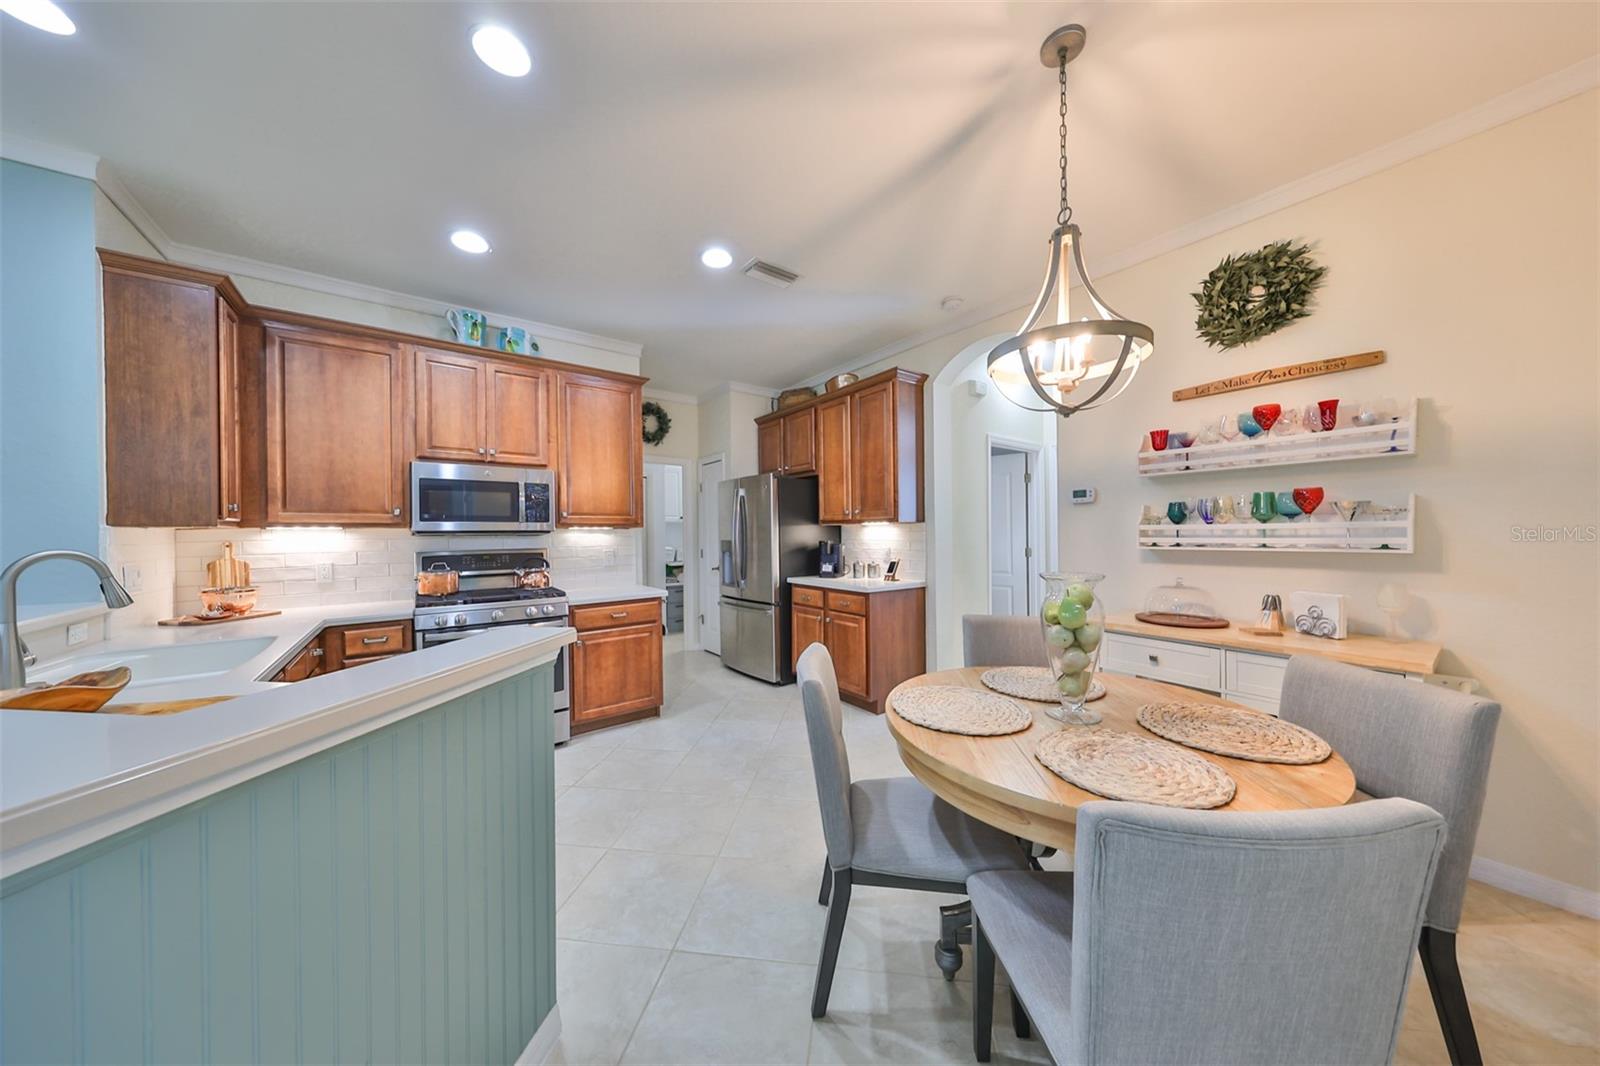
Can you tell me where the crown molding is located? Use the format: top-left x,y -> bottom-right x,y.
697,380 -> 782,403
642,387 -> 699,405
93,164 -> 175,254
0,133 -> 98,180
794,56 -> 1600,389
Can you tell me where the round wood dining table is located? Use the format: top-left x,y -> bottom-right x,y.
885,667 -> 1357,852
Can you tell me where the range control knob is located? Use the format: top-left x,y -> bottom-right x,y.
542,603 -> 557,615
524,606 -> 538,618
451,613 -> 467,627
432,616 -> 448,628
491,609 -> 505,622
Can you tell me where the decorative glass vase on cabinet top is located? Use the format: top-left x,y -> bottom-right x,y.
1040,572 -> 1104,725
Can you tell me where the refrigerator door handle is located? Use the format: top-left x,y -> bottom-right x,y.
735,488 -> 750,589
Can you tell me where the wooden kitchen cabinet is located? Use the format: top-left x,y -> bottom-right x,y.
758,368 -> 923,523
570,598 -> 663,733
757,407 -> 817,476
791,585 -> 925,713
100,251 -> 247,528
269,618 -> 414,681
557,370 -> 643,527
416,348 -> 552,466
264,325 -> 408,525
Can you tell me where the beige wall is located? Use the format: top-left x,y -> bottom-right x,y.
697,386 -> 772,477
641,392 -> 702,462
1057,91 -> 1599,896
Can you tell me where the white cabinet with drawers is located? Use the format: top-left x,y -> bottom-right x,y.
1102,631 -> 1410,715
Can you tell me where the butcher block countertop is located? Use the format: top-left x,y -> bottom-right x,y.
1103,612 -> 1442,675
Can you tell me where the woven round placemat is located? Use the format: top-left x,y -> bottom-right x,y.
1035,729 -> 1237,809
980,667 -> 1106,703
1136,701 -> 1332,765
891,686 -> 1033,736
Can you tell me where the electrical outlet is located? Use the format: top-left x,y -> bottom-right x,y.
66,622 -> 89,647
603,549 -> 617,567
120,564 -> 143,592
316,562 -> 334,583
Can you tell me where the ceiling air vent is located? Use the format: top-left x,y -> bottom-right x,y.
742,259 -> 800,289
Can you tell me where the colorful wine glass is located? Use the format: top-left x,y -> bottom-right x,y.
1167,500 -> 1190,526
1197,496 -> 1220,524
1317,398 -> 1339,432
1251,403 -> 1282,433
1218,414 -> 1241,442
1250,491 -> 1277,524
1292,486 -> 1325,515
1275,490 -> 1303,518
1238,412 -> 1263,438
1149,429 -> 1169,451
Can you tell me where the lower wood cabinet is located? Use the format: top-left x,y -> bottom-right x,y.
269,618 -> 415,682
791,584 -> 925,713
570,598 -> 663,733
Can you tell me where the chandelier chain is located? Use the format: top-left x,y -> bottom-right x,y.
1057,51 -> 1071,226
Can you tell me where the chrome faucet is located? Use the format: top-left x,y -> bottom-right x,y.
0,551 -> 134,690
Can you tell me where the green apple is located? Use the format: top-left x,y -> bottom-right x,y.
1056,671 -> 1089,698
1045,624 -> 1074,648
1058,647 -> 1090,674
1066,582 -> 1096,609
1056,601 -> 1087,629
1075,623 -> 1103,652
1042,598 -> 1062,625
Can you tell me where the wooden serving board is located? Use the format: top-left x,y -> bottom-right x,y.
107,695 -> 235,716
1133,611 -> 1231,629
0,667 -> 132,711
158,609 -> 281,627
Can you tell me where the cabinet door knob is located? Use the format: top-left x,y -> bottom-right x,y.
227,503 -> 239,513
489,448 -> 497,456
392,507 -> 402,516
478,447 -> 486,455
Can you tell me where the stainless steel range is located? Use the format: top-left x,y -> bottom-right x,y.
413,549 -> 572,742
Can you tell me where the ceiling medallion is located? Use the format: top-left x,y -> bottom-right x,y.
988,24 -> 1154,417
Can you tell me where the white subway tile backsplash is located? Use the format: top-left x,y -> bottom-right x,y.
841,522 -> 926,581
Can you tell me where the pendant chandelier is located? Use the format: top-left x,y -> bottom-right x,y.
988,25 -> 1153,417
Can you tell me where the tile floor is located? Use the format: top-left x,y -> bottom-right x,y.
549,637 -> 1600,1065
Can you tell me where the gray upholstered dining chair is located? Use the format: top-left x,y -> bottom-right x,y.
969,798 -> 1447,1064
1280,655 -> 1501,1066
796,642 -> 1029,1017
962,614 -> 1048,668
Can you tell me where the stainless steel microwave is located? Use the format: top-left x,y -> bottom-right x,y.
410,461 -> 555,534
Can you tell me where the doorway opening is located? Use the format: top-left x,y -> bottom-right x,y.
643,461 -> 689,645
988,438 -> 1044,617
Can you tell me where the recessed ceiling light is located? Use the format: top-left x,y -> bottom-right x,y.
450,229 -> 491,254
470,25 -> 531,78
700,246 -> 733,270
0,0 -> 76,35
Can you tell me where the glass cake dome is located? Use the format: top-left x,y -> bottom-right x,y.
1140,578 -> 1222,622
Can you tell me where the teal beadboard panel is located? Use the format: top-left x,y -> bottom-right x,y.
0,665 -> 556,1065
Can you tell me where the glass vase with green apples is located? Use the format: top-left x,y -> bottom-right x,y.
1040,572 -> 1105,725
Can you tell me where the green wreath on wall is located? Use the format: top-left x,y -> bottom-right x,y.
642,400 -> 672,446
1192,239 -> 1327,349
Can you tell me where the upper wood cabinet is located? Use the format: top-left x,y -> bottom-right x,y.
557,370 -> 642,527
415,348 -> 552,466
757,407 -> 818,476
101,251 -> 245,528
764,368 -> 924,524
264,326 -> 408,525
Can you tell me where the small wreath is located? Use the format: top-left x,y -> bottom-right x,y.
1192,239 -> 1326,350
641,400 -> 672,446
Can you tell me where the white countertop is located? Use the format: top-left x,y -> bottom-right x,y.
1,602 -> 571,878
788,576 -> 927,593
566,584 -> 669,605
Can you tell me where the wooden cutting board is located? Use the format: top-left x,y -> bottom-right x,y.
107,695 -> 235,716
0,667 -> 132,711
158,609 -> 281,626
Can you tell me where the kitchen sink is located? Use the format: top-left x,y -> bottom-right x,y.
29,637 -> 276,690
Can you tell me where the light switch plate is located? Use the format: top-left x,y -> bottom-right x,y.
120,564 -> 143,591
66,622 -> 89,646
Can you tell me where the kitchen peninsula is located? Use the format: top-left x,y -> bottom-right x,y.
0,610 -> 571,1064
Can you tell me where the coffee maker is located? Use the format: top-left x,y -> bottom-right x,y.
818,540 -> 843,577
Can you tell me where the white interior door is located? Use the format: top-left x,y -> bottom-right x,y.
698,457 -> 725,654
990,449 -> 1031,615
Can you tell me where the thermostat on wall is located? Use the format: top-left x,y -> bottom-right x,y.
1069,488 -> 1097,504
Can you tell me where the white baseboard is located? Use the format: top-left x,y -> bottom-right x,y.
1470,857 -> 1600,919
516,1004 -> 562,1066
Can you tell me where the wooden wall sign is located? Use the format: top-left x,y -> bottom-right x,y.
1172,350 -> 1385,402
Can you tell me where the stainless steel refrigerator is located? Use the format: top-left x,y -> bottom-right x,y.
718,473 -> 835,683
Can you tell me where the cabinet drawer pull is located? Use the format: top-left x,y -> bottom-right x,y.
311,647 -> 324,658
610,611 -> 628,619
1148,654 -> 1159,664
362,635 -> 391,646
